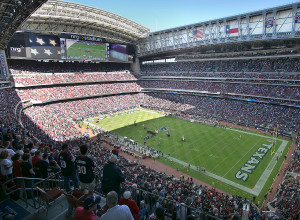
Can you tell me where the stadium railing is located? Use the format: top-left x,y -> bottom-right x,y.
2,171 -> 220,219
2,172 -> 63,209
96,186 -> 218,220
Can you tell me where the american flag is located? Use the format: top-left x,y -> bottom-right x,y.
193,29 -> 203,39
265,17 -> 274,28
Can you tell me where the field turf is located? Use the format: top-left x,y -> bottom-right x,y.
83,108 -> 291,202
67,43 -> 106,59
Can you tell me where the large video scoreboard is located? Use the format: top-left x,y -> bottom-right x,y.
7,33 -> 133,62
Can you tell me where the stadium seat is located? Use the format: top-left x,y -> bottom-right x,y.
64,189 -> 89,208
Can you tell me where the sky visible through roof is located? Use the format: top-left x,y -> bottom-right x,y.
67,0 -> 297,32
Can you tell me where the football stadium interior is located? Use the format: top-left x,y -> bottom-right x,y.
0,0 -> 299,219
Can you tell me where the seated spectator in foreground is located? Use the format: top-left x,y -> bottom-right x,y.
47,160 -> 61,177
100,191 -> 133,220
118,191 -> 140,220
74,195 -> 101,220
47,160 -> 61,188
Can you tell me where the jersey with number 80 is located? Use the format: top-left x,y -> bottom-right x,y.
77,165 -> 86,174
75,156 -> 95,183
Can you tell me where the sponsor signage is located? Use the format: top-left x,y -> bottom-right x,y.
0,52 -> 8,77
60,33 -> 106,43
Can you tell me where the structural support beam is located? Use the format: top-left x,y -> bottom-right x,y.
137,3 -> 300,57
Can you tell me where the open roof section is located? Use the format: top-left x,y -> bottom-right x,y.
18,0 -> 150,44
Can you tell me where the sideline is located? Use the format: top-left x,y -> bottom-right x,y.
76,112 -> 290,197
168,138 -> 288,196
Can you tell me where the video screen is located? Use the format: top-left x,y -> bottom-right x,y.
29,34 -> 61,59
109,44 -> 128,62
66,39 -> 108,61
7,33 -> 135,63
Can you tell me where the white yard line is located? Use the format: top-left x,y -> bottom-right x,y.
222,138 -> 262,177
86,111 -> 289,196
140,109 -> 165,116
252,140 -> 288,195
168,138 -> 288,196
168,156 -> 257,195
227,128 -> 285,142
167,128 -> 289,196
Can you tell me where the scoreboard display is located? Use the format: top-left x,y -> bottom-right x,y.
109,44 -> 128,62
62,39 -> 108,61
29,34 -> 61,59
7,33 -> 134,63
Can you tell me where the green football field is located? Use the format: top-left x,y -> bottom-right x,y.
67,42 -> 106,59
83,108 -> 291,202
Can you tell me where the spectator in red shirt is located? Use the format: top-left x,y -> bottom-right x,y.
118,191 -> 140,220
74,195 -> 101,220
31,150 -> 41,168
12,153 -> 22,177
12,153 -> 22,186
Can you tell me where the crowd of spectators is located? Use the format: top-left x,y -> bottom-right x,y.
139,80 -> 300,100
142,93 -> 300,134
12,72 -> 137,86
0,89 -> 21,130
269,137 -> 300,220
16,83 -> 141,102
103,132 -> 161,159
0,119 -> 264,219
272,176 -> 299,219
287,150 -> 300,174
0,59 -> 299,219
141,58 -> 300,74
141,71 -> 300,80
1,83 -> 298,141
176,48 -> 299,60
2,113 -> 298,219
22,94 -> 143,142
114,153 -> 258,219
0,91 -> 299,219
8,59 -> 131,75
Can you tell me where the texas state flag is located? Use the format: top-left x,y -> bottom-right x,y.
226,24 -> 239,34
